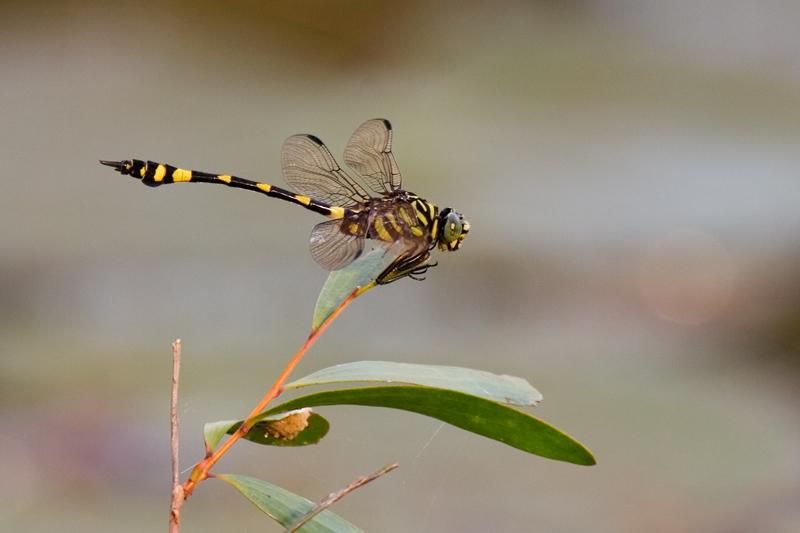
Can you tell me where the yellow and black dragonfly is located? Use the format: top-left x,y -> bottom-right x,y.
101,119 -> 469,284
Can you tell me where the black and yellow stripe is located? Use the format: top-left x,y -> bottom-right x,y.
100,159 -> 346,220
408,195 -> 438,240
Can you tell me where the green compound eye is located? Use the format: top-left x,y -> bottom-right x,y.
443,211 -> 463,242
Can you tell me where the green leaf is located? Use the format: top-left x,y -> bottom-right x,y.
204,411 -> 330,450
312,248 -> 387,330
287,361 -> 542,406
217,474 -> 363,533
261,386 -> 596,466
204,419 -> 238,451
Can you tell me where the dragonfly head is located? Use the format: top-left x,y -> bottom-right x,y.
437,208 -> 470,252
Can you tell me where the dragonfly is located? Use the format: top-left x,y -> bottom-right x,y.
100,119 -> 469,284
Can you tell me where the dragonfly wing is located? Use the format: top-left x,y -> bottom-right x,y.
343,119 -> 402,196
282,134 -> 371,207
309,219 -> 365,271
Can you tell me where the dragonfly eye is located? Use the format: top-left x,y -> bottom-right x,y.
437,210 -> 468,252
443,212 -> 462,243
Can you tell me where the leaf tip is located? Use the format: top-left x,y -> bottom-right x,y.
567,443 -> 597,466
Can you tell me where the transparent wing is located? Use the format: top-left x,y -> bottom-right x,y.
282,134 -> 371,207
309,219 -> 365,271
343,118 -> 402,196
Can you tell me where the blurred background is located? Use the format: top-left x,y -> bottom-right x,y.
1,1 -> 799,531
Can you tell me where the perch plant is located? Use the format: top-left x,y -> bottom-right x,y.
102,119 -> 595,532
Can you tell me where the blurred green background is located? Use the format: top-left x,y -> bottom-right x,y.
2,1 -> 799,531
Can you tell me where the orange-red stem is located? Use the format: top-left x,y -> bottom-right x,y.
181,289 -> 360,497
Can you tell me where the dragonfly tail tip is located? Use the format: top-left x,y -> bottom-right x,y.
99,160 -> 127,173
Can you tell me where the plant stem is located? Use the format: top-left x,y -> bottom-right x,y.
286,462 -> 399,533
169,339 -> 184,533
181,288 -> 361,498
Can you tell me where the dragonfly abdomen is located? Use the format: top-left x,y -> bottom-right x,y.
100,159 -> 346,220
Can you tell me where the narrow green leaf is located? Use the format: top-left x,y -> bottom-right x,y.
217,474 -> 363,533
260,386 -> 596,466
203,419 -> 238,451
205,412 -> 330,449
312,248 -> 387,330
287,361 -> 542,406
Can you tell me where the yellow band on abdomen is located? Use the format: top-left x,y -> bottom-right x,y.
153,164 -> 167,182
172,168 -> 192,182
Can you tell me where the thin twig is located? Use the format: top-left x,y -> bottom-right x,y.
169,339 -> 184,533
286,462 -> 399,533
181,288 -> 362,498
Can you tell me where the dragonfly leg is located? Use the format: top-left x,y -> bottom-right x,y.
377,253 -> 436,285
407,261 -> 438,281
